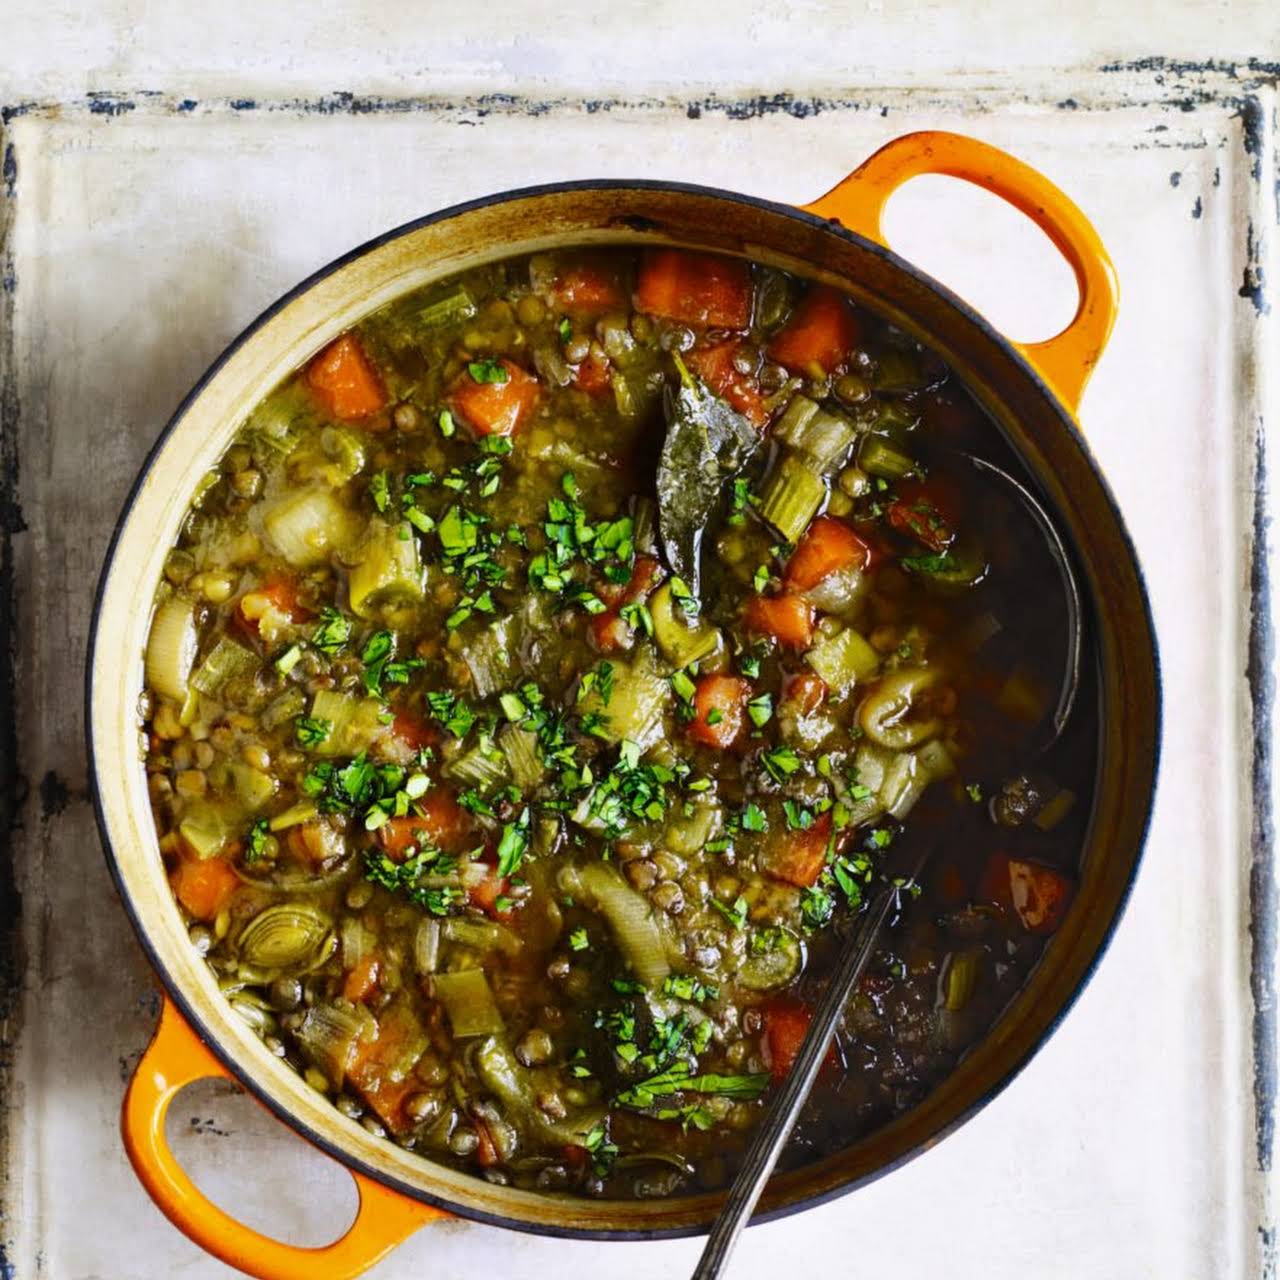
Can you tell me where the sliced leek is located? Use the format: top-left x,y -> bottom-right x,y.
434,968 -> 505,1038
145,596 -> 199,703
347,519 -> 424,618
264,487 -> 357,567
190,635 -> 258,697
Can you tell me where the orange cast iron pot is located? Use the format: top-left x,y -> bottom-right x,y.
87,131 -> 1159,1279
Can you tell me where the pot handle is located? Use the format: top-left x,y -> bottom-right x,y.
801,130 -> 1118,414
122,997 -> 446,1279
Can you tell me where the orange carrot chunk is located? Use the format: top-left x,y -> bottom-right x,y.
446,358 -> 540,437
634,249 -> 753,329
171,856 -> 238,922
688,674 -> 752,749
572,350 -> 612,398
745,593 -> 815,650
235,575 -> 309,640
390,709 -> 439,754
767,285 -> 861,374
782,671 -> 828,716
378,790 -> 472,859
1007,858 -> 1074,933
685,340 -> 769,427
552,254 -> 629,314
342,953 -> 381,1004
761,811 -> 835,889
761,997 -> 840,1083
306,333 -> 387,421
978,853 -> 1074,934
783,516 -> 872,591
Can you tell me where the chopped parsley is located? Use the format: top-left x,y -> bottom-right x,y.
370,470 -> 390,513
311,607 -> 352,655
761,744 -> 802,782
294,715 -> 332,750
568,927 -> 590,952
495,807 -> 531,878
746,692 -> 773,728
468,357 -> 509,384
711,893 -> 748,930
245,818 -> 269,863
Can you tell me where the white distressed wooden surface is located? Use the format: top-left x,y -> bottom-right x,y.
1,27 -> 1276,1280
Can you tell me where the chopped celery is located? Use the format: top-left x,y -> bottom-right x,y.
943,950 -> 982,1011
650,583 -> 723,671
269,800 -> 318,832
773,394 -> 820,442
663,800 -> 723,856
995,667 -> 1050,724
145,595 -> 199,703
442,917 -> 522,956
190,635 -> 259,697
177,800 -> 231,860
737,929 -> 803,991
434,968 -> 505,1038
880,750 -> 924,819
417,284 -> 476,328
1032,787 -> 1076,832
463,616 -> 515,698
579,651 -> 670,751
857,434 -> 917,481
775,402 -> 856,471
308,689 -> 386,757
498,723 -> 545,790
264,487 -> 358,567
445,734 -> 510,790
261,686 -> 307,730
347,519 -> 424,618
805,627 -> 880,693
232,762 -> 276,811
757,452 -> 826,544
632,495 -> 658,554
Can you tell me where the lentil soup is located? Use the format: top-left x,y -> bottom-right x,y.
140,246 -> 1094,1200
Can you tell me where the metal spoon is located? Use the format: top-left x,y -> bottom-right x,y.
691,452 -> 1083,1280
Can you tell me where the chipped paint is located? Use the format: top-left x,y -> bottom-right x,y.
1241,219 -> 1272,315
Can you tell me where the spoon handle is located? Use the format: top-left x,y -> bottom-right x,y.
690,883 -> 898,1280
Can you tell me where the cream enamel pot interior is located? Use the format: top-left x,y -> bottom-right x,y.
87,131 -> 1160,1279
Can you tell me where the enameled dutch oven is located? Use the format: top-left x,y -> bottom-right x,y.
87,131 -> 1160,1279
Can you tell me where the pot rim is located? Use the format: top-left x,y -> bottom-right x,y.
85,175 -> 1162,1240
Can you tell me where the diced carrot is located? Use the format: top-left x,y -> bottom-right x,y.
761,997 -> 839,1084
783,516 -> 871,591
886,500 -> 953,553
886,477 -> 962,553
599,554 -> 663,608
634,249 -> 753,329
468,862 -> 512,922
766,285 -> 861,374
978,853 -> 1074,934
306,333 -> 387,422
390,709 -> 439,754
689,675 -> 752,749
589,611 -> 634,654
342,953 -> 381,1004
782,671 -> 827,716
1007,858 -> 1074,934
285,821 -> 344,868
745,593 -> 815,650
685,340 -> 769,427
572,351 -> 612,398
561,1143 -> 590,1171
761,811 -> 835,889
235,576 -> 309,640
347,1007 -> 424,1135
551,254 -> 629,315
378,790 -> 472,859
171,856 -> 238,922
446,359 -> 540,437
